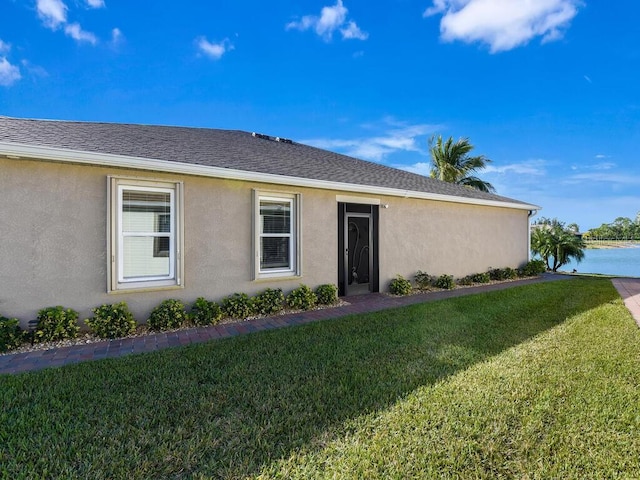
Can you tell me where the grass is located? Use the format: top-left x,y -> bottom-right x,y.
1,278 -> 639,478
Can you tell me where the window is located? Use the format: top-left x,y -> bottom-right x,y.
254,190 -> 301,278
108,177 -> 183,291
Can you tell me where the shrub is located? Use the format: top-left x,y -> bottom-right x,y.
488,268 -> 507,281
148,299 -> 187,331
85,302 -> 137,339
520,259 -> 547,277
389,275 -> 413,296
472,272 -> 491,283
33,306 -> 80,343
252,288 -> 285,315
189,297 -> 223,326
0,316 -> 24,352
503,267 -> 518,279
434,274 -> 455,290
287,285 -> 317,311
221,293 -> 254,319
414,271 -> 436,290
315,284 -> 338,305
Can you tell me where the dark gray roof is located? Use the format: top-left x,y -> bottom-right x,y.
0,116 -> 530,206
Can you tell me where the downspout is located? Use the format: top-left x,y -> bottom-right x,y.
528,209 -> 539,261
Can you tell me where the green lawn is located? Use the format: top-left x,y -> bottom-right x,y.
2,278 -> 639,479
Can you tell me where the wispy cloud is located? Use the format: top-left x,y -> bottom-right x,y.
64,23 -> 97,44
303,119 -> 436,161
37,0 -> 68,28
110,27 -> 123,46
196,37 -> 234,60
35,0 -> 102,45
424,0 -> 582,53
0,40 -> 21,87
0,57 -> 21,87
286,0 -> 368,42
484,159 -> 547,176
85,0 -> 105,8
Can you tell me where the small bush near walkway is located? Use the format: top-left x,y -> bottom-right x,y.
0,316 -> 23,352
148,299 -> 187,331
85,302 -> 137,339
33,306 -> 79,343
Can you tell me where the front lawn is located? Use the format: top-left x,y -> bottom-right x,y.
1,278 -> 639,478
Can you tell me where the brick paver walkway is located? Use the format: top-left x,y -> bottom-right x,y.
611,277 -> 640,328
4,273 -> 636,375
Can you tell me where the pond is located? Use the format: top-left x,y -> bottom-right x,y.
560,246 -> 640,277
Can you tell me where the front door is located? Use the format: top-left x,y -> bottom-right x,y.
338,202 -> 379,296
346,213 -> 372,295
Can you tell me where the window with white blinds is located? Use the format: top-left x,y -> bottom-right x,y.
109,177 -> 183,291
254,191 -> 301,279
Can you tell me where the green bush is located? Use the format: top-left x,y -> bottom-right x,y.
221,293 -> 254,319
189,297 -> 223,326
414,271 -> 435,290
471,272 -> 491,283
286,285 -> 317,311
252,288 -> 285,315
33,306 -> 80,343
389,275 -> 413,296
504,267 -> 518,279
489,267 -> 517,281
520,259 -> 547,277
0,316 -> 24,352
85,302 -> 137,339
315,284 -> 338,305
434,274 -> 455,290
148,299 -> 187,331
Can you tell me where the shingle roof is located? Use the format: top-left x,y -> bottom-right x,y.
0,116 -> 531,206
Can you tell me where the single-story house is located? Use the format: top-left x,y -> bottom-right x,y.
0,116 -> 540,323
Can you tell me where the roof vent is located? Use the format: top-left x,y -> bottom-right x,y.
252,132 -> 293,144
252,132 -> 270,140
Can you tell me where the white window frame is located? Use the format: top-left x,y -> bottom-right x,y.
253,190 -> 302,279
108,177 -> 184,292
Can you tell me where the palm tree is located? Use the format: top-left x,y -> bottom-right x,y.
428,135 -> 495,193
531,220 -> 586,272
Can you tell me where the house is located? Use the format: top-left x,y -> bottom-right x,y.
0,117 -> 540,323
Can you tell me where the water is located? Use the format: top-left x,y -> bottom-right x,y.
560,246 -> 640,277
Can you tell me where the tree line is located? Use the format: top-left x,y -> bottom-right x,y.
583,215 -> 640,241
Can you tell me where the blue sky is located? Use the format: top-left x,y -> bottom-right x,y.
1,0 -> 639,231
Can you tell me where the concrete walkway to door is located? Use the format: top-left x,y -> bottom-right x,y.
2,274 -> 638,375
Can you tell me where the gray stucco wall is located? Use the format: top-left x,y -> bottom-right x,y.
0,157 -> 530,324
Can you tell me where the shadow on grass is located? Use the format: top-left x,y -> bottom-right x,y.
0,278 -> 619,479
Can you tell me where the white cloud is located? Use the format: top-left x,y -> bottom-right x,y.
111,27 -> 123,45
484,160 -> 547,176
0,40 -> 21,86
0,56 -> 21,86
37,0 -> 68,29
64,23 -> 98,44
86,0 -> 105,8
34,0 -> 108,45
341,21 -> 369,40
287,0 -> 368,42
303,120 -> 436,162
197,37 -> 234,60
424,0 -> 582,53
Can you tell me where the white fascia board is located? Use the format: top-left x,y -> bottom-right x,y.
0,141 -> 541,211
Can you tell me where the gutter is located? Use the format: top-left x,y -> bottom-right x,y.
0,141 -> 541,212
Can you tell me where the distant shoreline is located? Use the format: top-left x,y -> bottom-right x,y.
584,240 -> 640,250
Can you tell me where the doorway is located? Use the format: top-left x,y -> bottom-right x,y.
338,203 -> 379,296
